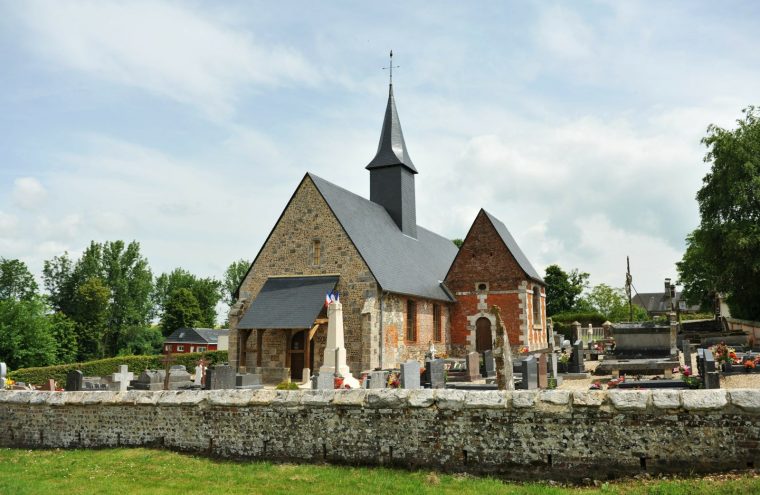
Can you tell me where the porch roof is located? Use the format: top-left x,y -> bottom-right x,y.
237,275 -> 338,330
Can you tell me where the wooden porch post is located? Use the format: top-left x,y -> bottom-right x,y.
256,329 -> 263,367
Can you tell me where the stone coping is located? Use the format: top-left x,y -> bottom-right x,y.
2,388 -> 759,414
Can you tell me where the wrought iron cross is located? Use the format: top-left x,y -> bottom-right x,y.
382,50 -> 400,84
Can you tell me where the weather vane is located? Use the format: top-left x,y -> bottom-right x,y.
382,50 -> 400,85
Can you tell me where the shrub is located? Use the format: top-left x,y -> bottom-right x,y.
275,381 -> 298,390
8,351 -> 228,386
550,311 -> 607,339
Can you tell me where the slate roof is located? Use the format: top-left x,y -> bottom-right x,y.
365,84 -> 418,174
238,276 -> 338,329
309,173 -> 458,302
482,210 -> 544,284
632,292 -> 701,314
165,328 -> 229,345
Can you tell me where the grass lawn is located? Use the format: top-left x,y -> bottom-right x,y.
0,448 -> 759,495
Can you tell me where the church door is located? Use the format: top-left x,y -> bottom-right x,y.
289,330 -> 306,381
475,317 -> 493,353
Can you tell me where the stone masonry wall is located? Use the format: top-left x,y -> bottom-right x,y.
3,389 -> 760,481
230,176 -> 378,374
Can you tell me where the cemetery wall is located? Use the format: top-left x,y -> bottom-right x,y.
3,388 -> 760,480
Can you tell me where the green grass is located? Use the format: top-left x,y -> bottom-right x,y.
0,448 -> 758,495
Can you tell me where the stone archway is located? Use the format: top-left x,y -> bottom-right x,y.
466,312 -> 496,354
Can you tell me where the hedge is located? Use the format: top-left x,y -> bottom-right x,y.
550,311 -> 607,339
8,351 -> 228,387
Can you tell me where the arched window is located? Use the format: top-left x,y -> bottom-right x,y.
533,286 -> 542,326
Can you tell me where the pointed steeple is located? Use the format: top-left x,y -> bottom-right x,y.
365,84 -> 418,174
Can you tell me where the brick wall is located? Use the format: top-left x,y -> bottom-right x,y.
3,389 -> 759,481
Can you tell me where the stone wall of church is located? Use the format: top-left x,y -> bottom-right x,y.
3,389 -> 760,481
229,176 -> 378,375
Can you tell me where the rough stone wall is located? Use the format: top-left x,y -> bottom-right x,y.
379,294 -> 451,366
3,389 -> 760,481
229,176 -> 379,374
446,210 -> 547,352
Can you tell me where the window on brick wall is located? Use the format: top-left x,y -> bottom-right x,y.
312,239 -> 321,265
406,299 -> 417,342
433,304 -> 442,342
177,345 -> 184,352
533,286 -> 542,326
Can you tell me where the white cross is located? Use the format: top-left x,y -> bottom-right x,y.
111,365 -> 134,392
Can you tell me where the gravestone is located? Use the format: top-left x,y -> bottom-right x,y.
520,356 -> 538,390
316,372 -> 334,390
193,365 -> 204,386
569,340 -> 585,373
311,373 -> 319,390
111,365 -> 134,393
0,362 -> 6,384
400,360 -> 420,389
205,364 -> 236,390
65,370 -> 83,392
131,370 -> 164,391
236,373 -> 262,389
682,339 -> 692,370
369,370 -> 387,389
425,359 -> 445,389
697,348 -> 705,377
41,379 -> 57,391
466,352 -> 480,382
537,353 -> 548,389
703,349 -> 720,389
483,350 -> 496,378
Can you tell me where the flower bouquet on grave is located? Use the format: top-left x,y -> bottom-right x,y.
744,360 -> 756,372
3,378 -> 13,390
589,381 -> 602,390
387,372 -> 400,389
519,346 -> 529,354
607,376 -> 624,389
678,365 -> 691,377
334,376 -> 344,389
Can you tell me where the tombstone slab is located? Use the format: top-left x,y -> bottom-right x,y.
316,372 -> 334,390
569,340 -> 585,374
520,356 -> 538,390
426,359 -> 445,389
483,350 -> 496,378
205,364 -> 236,390
65,370 -> 83,392
369,370 -> 387,389
400,361 -> 421,390
0,362 -> 6,384
537,353 -> 548,389
236,373 -> 262,389
466,352 -> 480,382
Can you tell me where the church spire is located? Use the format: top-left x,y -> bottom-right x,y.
366,53 -> 417,174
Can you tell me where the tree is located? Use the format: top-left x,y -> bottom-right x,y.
579,283 -> 648,322
678,107 -> 760,320
116,325 -> 164,356
0,298 -> 59,370
544,264 -> 589,316
223,259 -> 250,306
48,312 -> 78,364
153,268 -> 221,328
161,288 -> 202,336
73,277 -> 110,361
0,258 -> 39,301
676,231 -> 717,310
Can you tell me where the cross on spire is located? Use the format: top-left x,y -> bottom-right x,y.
382,50 -> 400,85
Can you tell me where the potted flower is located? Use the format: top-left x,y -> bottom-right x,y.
744,360 -> 756,372
558,352 -> 570,373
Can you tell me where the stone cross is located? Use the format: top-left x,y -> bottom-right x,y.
489,305 -> 514,390
161,353 -> 176,391
111,365 -> 134,393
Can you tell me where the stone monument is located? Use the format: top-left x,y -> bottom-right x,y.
0,362 -> 6,385
319,294 -> 360,388
489,305 -> 514,390
111,365 -> 134,393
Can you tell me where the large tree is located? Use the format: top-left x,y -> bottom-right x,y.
579,283 -> 648,322
153,268 -> 221,328
678,107 -> 760,320
223,259 -> 250,306
544,264 -> 589,316
160,288 -> 202,336
0,298 -> 59,370
0,258 -> 38,301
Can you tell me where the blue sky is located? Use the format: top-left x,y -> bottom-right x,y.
1,0 -> 759,301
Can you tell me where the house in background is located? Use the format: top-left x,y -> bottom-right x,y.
631,292 -> 701,317
163,328 -> 229,354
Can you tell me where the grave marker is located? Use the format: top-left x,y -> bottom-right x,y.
400,360 -> 420,389
316,372 -> 334,390
426,359 -> 445,389
537,353 -> 548,389
205,364 -> 236,390
41,379 -> 56,391
483,350 -> 496,378
369,370 -> 387,389
466,352 -> 481,381
111,365 -> 134,393
569,340 -> 585,373
682,340 -> 692,370
0,362 -> 6,385
520,356 -> 538,390
65,370 -> 83,392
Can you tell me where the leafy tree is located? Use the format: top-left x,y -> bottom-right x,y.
48,312 -> 78,364
678,107 -> 760,320
0,298 -> 59,369
0,258 -> 39,301
223,259 -> 251,306
579,284 -> 648,322
544,264 -> 589,316
676,231 -> 717,310
153,268 -> 221,328
43,241 -> 154,358
452,239 -> 463,248
116,325 -> 164,356
73,277 -> 110,361
161,288 -> 202,336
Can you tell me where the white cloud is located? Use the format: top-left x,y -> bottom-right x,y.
12,177 -> 47,210
15,0 -> 319,119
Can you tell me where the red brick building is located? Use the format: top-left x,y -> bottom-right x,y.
163,328 -> 229,354
445,209 -> 548,355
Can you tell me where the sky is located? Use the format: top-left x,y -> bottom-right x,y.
1,0 -> 759,303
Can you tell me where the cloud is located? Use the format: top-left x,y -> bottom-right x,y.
12,177 -> 47,210
13,0 -> 319,119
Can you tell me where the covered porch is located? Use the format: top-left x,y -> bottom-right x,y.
237,275 -> 338,383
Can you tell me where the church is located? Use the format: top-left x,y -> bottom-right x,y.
228,82 -> 547,382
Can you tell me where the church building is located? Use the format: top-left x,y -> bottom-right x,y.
228,82 -> 547,382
